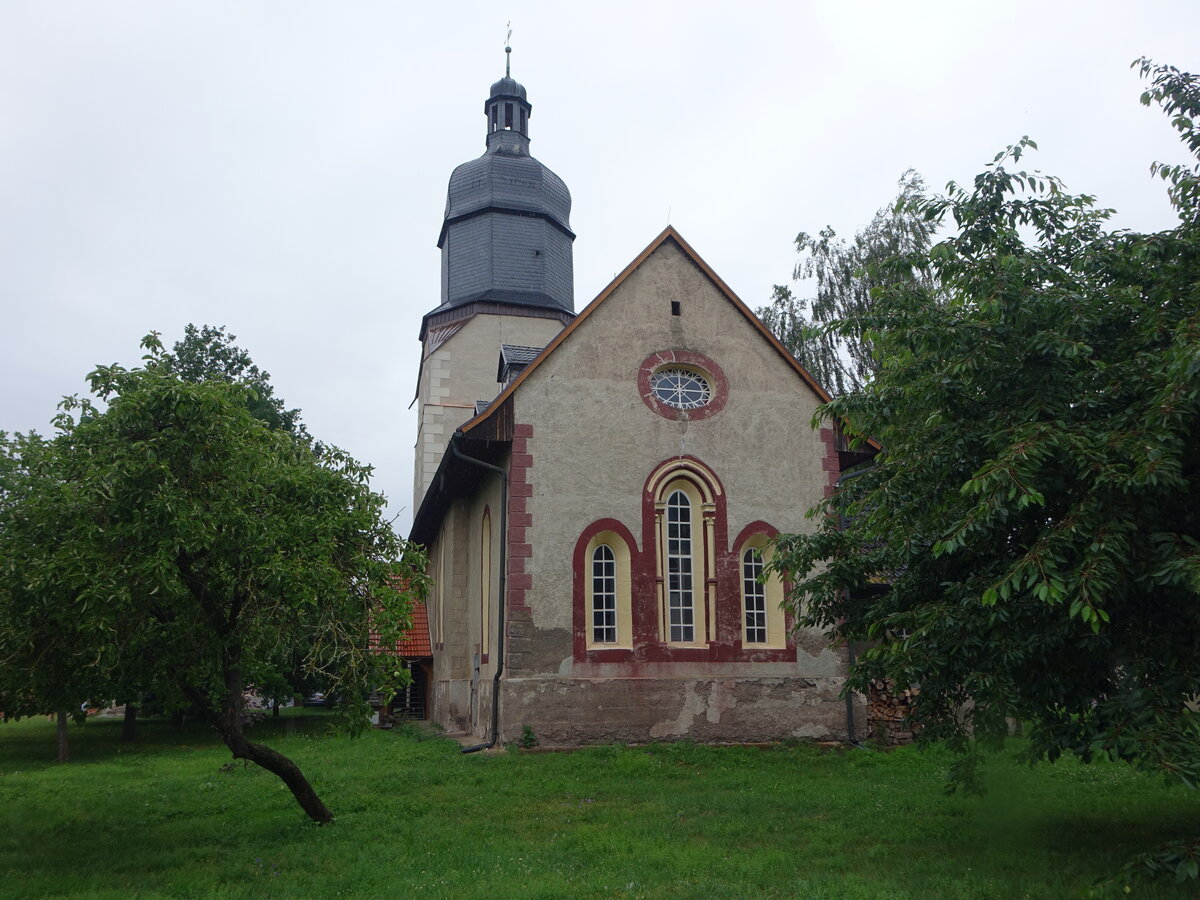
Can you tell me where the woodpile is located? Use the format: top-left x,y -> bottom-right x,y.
866,679 -> 920,746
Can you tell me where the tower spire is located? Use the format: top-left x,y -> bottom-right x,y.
505,22 -> 512,77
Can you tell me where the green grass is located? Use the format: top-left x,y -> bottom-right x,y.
0,713 -> 1195,898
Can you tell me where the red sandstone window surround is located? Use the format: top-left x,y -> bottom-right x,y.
637,350 -> 728,421
570,458 -> 797,664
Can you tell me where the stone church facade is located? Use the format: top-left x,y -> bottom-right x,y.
409,63 -> 859,747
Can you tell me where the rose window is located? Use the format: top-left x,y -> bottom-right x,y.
649,368 -> 712,410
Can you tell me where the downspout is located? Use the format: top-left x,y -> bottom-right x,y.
836,461 -> 875,749
450,432 -> 508,754
843,613 -> 864,748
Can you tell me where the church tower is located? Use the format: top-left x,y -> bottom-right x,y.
413,53 -> 576,508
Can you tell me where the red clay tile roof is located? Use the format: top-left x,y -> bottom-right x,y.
369,602 -> 432,658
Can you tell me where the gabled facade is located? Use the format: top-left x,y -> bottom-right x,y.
409,65 -> 859,747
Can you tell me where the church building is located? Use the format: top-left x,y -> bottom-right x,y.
408,59 -> 859,747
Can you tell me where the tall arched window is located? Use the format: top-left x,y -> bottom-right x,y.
435,523 -> 446,648
651,473 -> 711,646
645,460 -> 721,648
480,509 -> 491,659
591,544 -> 617,643
666,490 -> 696,643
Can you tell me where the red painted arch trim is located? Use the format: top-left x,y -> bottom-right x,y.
732,520 -> 780,548
572,518 -> 641,662
731,520 -> 797,660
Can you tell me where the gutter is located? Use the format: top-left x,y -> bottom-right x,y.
835,459 -> 876,748
449,432 -> 509,754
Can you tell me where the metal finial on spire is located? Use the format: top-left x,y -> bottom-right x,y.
505,22 -> 512,77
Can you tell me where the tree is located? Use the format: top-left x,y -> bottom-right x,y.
757,170 -> 937,396
0,334 -> 425,821
158,324 -> 319,722
0,432 -> 103,761
772,61 -> 1200,877
157,324 -> 309,439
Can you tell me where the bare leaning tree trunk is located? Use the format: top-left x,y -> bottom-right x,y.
183,657 -> 334,824
56,709 -> 69,762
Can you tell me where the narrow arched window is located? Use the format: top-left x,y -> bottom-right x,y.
738,536 -> 786,649
480,509 -> 491,658
743,548 -> 767,644
578,527 -> 634,652
591,544 -> 617,643
666,490 -> 695,643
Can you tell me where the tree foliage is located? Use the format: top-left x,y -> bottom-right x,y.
757,170 -> 938,395
772,61 -> 1200,877
0,431 -> 99,760
157,324 -> 309,439
0,334 -> 425,821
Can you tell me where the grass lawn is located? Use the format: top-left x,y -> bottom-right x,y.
0,712 -> 1195,899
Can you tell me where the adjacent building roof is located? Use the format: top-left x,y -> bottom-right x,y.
370,602 -> 432,659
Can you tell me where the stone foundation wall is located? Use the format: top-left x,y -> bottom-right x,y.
498,675 -> 855,747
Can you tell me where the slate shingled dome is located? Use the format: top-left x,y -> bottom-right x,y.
442,151 -> 572,229
428,71 -> 575,325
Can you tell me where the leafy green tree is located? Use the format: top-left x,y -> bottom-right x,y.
157,324 -> 324,718
157,324 -> 309,439
0,431 -> 102,761
757,170 -> 937,396
772,60 -> 1200,877
0,334 -> 425,821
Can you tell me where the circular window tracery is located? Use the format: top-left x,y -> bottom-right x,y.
649,367 -> 712,410
638,350 -> 728,421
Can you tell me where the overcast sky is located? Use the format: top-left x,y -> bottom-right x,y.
2,1 -> 1197,534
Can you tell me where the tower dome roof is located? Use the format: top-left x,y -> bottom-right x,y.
424,63 -> 575,333
489,76 -> 527,100
442,152 -> 571,231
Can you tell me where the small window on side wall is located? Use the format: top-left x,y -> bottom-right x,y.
742,548 -> 767,643
585,531 -> 632,650
739,537 -> 786,649
480,509 -> 492,659
591,544 -> 617,643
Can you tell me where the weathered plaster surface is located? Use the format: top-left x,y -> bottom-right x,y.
500,675 -> 859,747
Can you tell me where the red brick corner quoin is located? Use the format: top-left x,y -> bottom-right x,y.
507,423 -> 534,613
818,427 -> 839,498
638,350 -> 728,421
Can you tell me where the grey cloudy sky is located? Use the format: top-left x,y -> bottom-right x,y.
2,1 -> 1197,534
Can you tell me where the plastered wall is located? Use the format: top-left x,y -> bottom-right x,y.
425,238 -> 862,745
413,313 -> 565,507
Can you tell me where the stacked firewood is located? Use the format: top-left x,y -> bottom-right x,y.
865,679 -> 920,746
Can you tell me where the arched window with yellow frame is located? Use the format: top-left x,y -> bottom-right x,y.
738,535 -> 786,649
654,474 -> 712,646
584,530 -> 632,650
480,508 -> 491,659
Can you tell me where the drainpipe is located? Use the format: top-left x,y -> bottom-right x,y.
449,432 -> 508,754
835,461 -> 875,749
843,618 -> 865,747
